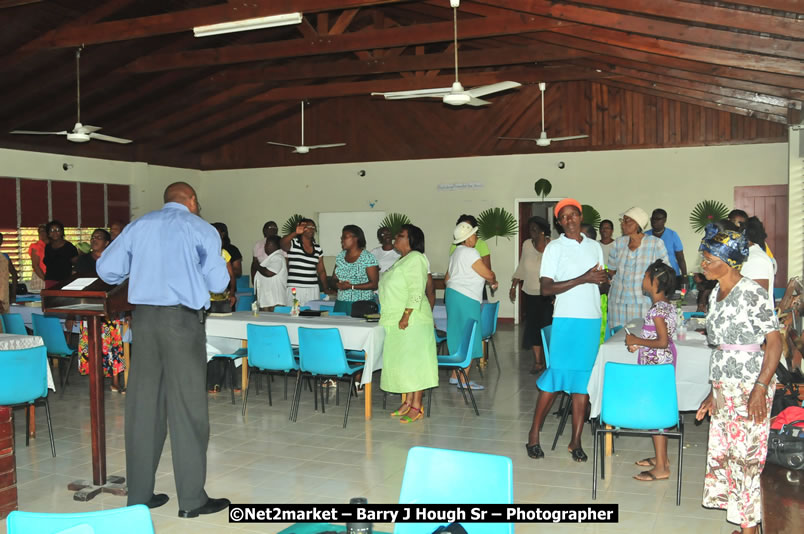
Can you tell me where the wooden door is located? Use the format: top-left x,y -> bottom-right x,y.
734,184 -> 789,285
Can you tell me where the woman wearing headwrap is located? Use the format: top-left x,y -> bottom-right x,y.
606,206 -> 670,328
695,224 -> 781,534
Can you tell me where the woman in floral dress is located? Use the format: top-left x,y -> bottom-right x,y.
695,224 -> 781,534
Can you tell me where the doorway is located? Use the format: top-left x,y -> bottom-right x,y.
734,185 -> 789,285
513,198 -> 560,324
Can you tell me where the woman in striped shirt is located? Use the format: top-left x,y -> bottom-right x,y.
280,218 -> 329,306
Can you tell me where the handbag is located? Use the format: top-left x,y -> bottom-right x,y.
767,414 -> 804,470
350,300 -> 379,318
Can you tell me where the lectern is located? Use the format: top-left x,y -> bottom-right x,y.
41,277 -> 133,501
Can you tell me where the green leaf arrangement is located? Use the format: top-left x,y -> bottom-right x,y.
581,205 -> 601,230
534,178 -> 552,200
689,200 -> 730,233
378,213 -> 411,236
477,207 -> 518,243
281,214 -> 306,235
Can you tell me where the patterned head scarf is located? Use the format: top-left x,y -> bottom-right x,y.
698,223 -> 749,269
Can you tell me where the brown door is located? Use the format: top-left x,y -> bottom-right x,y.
734,184 -> 789,285
516,201 -> 556,321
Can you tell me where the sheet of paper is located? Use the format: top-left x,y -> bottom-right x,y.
61,277 -> 98,290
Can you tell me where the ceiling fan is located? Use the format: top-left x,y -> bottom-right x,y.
370,0 -> 520,107
498,82 -> 589,147
266,101 -> 346,154
10,48 -> 132,144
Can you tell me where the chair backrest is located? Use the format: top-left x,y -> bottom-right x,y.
235,294 -> 256,312
395,446 -> 514,534
0,345 -> 48,405
327,311 -> 347,316
541,325 -> 552,368
297,327 -> 353,376
333,300 -> 351,314
439,320 -> 477,367
31,314 -> 73,356
480,301 -> 500,339
773,287 -> 785,300
2,313 -> 28,335
236,275 -> 251,290
601,362 -> 679,430
273,306 -> 291,314
246,324 -> 297,372
319,304 -> 334,312
609,325 -> 623,337
6,504 -> 154,534
682,311 -> 705,321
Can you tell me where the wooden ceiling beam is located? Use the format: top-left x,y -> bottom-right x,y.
0,0 -> 42,8
729,1 -> 804,14
474,0 -> 803,60
180,103 -> 297,153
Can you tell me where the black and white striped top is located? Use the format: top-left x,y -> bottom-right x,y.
287,237 -> 323,288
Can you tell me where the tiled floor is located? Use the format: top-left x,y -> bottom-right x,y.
4,324 -> 739,533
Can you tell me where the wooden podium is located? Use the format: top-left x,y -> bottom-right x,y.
41,277 -> 133,501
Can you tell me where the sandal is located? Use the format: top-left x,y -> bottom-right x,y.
635,457 -> 656,467
569,448 -> 588,462
525,443 -> 544,459
400,406 -> 423,424
633,470 -> 669,482
391,403 -> 411,417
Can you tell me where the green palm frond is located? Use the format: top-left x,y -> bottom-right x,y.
477,207 -> 518,243
534,178 -> 552,200
581,205 -> 601,230
379,213 -> 411,236
689,200 -> 730,233
281,214 -> 306,235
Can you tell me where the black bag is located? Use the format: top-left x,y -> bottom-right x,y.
350,300 -> 379,318
431,524 -> 468,534
771,383 -> 801,417
767,418 -> 804,470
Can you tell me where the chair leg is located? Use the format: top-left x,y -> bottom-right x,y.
343,376 -> 354,428
677,417 -> 684,506
228,361 -> 236,405
25,405 -> 30,448
284,374 -> 288,400
320,379 -> 326,414
455,370 -> 469,406
382,391 -> 387,410
552,393 -> 572,451
335,381 -> 340,406
266,371 -> 273,407
592,423 -> 599,500
475,358 -> 484,378
600,425 -> 607,481
458,368 -> 479,416
426,387 -> 433,418
290,371 -> 303,422
242,367 -> 252,417
44,397 -> 56,457
490,336 -> 500,372
313,378 -> 319,411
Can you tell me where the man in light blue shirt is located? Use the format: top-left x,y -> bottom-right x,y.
646,208 -> 687,288
96,182 -> 230,519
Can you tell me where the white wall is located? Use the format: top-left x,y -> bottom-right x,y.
198,143 -> 789,318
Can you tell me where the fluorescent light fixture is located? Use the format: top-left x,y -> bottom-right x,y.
193,12 -> 303,37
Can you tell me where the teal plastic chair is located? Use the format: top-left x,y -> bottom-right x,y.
333,300 -> 351,315
394,447 -> 514,534
480,301 -> 501,372
540,325 -> 552,368
2,313 -> 28,335
242,324 -> 299,417
209,340 -> 248,404
609,325 -> 623,337
431,320 -> 479,416
236,275 -> 251,291
31,314 -> 77,394
318,304 -> 334,313
773,287 -> 785,301
0,345 -> 55,457
235,294 -> 255,312
295,327 -> 364,427
593,363 -> 684,505
682,311 -> 705,321
6,504 -> 154,534
273,306 -> 291,314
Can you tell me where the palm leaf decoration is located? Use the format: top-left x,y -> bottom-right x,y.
689,200 -> 730,233
379,213 -> 411,236
477,207 -> 518,243
581,205 -> 601,230
534,178 -> 552,200
281,214 -> 306,235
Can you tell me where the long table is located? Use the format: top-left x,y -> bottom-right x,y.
205,312 -> 385,419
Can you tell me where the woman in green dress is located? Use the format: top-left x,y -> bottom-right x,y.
379,224 -> 438,424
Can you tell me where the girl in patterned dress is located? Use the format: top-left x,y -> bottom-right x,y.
625,260 -> 678,481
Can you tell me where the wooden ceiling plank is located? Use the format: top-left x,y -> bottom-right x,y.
330,9 -> 361,35
316,12 -> 329,33
22,0 -> 415,50
127,14 -> 570,72
0,0 -> 42,8
181,103 -> 297,153
729,1 -> 804,14
297,18 -> 319,39
474,0 -> 803,60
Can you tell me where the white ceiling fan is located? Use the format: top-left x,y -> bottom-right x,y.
498,82 -> 589,147
10,48 -> 132,144
266,101 -> 346,154
370,0 -> 520,107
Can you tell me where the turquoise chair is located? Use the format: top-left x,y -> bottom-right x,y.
0,345 -> 55,457
540,324 -> 572,451
593,362 -> 684,505
235,294 -> 255,312
295,327 -> 364,427
6,504 -> 154,534
682,311 -> 705,321
333,300 -> 351,315
328,311 -> 347,316
773,287 -> 785,301
235,275 -> 251,291
480,301 -> 501,372
319,304 -> 334,313
209,339 -> 248,404
242,324 -> 299,417
430,320 -> 479,416
31,314 -> 77,394
394,447 -> 514,534
609,325 -> 623,337
540,325 -> 552,367
2,313 -> 28,335
273,306 -> 291,314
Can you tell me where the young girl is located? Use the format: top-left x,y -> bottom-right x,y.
624,259 -> 678,482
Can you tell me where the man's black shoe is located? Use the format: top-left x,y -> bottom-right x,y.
145,493 -> 169,509
178,497 -> 231,518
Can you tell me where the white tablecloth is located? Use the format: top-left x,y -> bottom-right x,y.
8,303 -> 132,342
587,321 -> 712,417
205,312 -> 385,385
0,333 -> 56,391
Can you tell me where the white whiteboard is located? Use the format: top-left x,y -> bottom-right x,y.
318,211 -> 387,256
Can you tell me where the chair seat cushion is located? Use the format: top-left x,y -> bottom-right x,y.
345,350 -> 365,361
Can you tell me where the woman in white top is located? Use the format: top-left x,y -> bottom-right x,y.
371,226 -> 401,273
510,216 -> 553,374
598,219 -> 615,263
741,217 -> 776,311
254,235 -> 288,311
445,222 -> 498,390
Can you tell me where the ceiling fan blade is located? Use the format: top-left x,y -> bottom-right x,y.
307,143 -> 346,149
81,125 -> 102,133
466,81 -> 521,98
88,132 -> 132,144
498,136 -> 534,141
371,87 -> 453,100
466,97 -> 491,106
266,141 -> 298,148
10,130 -> 68,136
549,134 -> 589,142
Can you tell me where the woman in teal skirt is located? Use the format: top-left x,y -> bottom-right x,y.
379,224 -> 438,423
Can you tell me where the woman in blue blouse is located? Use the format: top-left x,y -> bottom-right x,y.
332,225 -> 379,314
